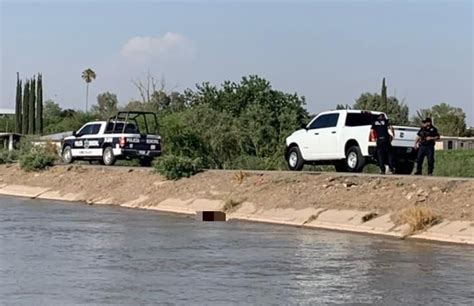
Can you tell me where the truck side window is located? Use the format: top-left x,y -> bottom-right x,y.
90,124 -> 101,135
309,114 -> 339,129
77,125 -> 93,136
325,114 -> 339,128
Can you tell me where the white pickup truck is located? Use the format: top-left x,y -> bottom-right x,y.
285,110 -> 419,173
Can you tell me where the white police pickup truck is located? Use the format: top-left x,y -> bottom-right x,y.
61,111 -> 161,166
285,110 -> 419,173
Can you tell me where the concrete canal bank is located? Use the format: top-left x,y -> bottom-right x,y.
0,165 -> 472,244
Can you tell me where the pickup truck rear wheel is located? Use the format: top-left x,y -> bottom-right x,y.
287,146 -> 304,171
102,147 -> 116,166
345,146 -> 365,172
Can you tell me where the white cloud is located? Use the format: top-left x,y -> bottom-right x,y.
120,32 -> 196,63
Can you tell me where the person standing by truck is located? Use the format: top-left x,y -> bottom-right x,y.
371,113 -> 395,174
414,118 -> 440,176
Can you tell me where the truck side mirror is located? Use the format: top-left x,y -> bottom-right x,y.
72,131 -> 77,137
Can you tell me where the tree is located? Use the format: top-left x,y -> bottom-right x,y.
22,80 -> 30,134
346,79 -> 409,125
36,74 -> 43,134
353,93 -> 409,125
91,92 -> 118,119
381,77 -> 388,109
15,73 -> 22,133
81,68 -> 96,112
28,78 -> 36,134
412,103 -> 466,136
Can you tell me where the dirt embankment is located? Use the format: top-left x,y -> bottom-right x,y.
0,165 -> 472,221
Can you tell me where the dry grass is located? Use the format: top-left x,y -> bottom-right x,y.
223,197 -> 243,212
394,206 -> 441,236
233,170 -> 248,184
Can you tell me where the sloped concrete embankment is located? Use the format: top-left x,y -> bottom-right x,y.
0,183 -> 471,245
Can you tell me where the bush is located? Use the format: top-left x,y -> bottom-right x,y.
154,155 -> 203,180
0,150 -> 19,164
19,146 -> 56,171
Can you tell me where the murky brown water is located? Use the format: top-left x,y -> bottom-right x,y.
0,196 -> 472,305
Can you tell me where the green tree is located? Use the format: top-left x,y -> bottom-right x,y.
81,68 -> 96,112
36,74 -> 43,134
28,78 -> 36,134
412,103 -> 467,136
91,92 -> 118,119
22,80 -> 30,134
15,73 -> 22,133
346,79 -> 409,125
353,93 -> 409,125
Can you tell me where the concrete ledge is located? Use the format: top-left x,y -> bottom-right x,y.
411,221 -> 474,244
0,185 -> 49,198
0,184 -> 472,245
38,191 -> 85,202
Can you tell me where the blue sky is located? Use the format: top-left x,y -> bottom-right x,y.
1,0 -> 472,124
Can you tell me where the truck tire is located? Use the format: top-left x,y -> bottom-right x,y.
102,147 -> 116,166
345,146 -> 365,172
287,146 -> 304,171
62,146 -> 74,164
396,161 -> 414,175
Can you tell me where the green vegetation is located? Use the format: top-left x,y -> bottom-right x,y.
412,103 -> 467,136
430,150 -> 474,177
19,146 -> 56,171
154,155 -> 203,180
0,150 -> 19,164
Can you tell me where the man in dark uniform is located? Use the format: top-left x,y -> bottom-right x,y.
414,117 -> 440,176
371,113 -> 395,174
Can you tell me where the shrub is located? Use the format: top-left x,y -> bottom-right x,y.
19,146 -> 56,171
154,155 -> 203,180
0,150 -> 19,164
394,206 -> 441,236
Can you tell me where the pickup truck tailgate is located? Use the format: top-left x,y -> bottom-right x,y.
392,126 -> 418,148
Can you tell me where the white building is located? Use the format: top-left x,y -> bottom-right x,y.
435,136 -> 474,150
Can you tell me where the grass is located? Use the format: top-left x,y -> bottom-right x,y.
394,206 -> 441,236
223,197 -> 243,212
430,150 -> 474,177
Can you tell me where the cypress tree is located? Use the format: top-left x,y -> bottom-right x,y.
28,78 -> 36,135
381,77 -> 388,111
22,80 -> 30,134
36,74 -> 43,135
15,73 -> 22,133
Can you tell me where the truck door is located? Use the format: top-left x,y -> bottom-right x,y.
305,114 -> 338,159
313,113 -> 340,158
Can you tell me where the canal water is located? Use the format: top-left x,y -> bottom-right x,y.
0,196 -> 472,305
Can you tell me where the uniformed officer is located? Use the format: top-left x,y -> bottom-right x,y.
371,113 -> 395,174
414,117 -> 440,176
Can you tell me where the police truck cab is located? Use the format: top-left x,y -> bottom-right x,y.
61,111 -> 161,166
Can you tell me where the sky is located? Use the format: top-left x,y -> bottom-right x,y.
1,0 -> 473,124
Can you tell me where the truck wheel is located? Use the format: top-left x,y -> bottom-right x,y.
345,146 -> 365,172
287,146 -> 304,171
396,161 -> 414,175
102,147 -> 116,166
62,146 -> 74,164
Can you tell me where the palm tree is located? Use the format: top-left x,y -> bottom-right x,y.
82,68 -> 96,112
